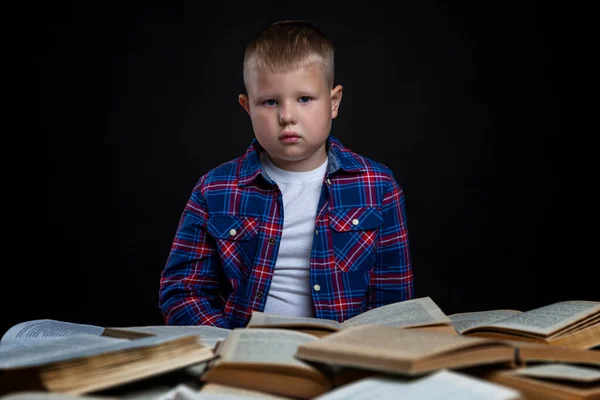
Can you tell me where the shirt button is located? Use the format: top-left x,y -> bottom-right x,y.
352,219 -> 359,226
268,237 -> 276,244
313,284 -> 321,292
315,230 -> 318,236
326,178 -> 332,185
256,291 -> 263,299
229,229 -> 237,236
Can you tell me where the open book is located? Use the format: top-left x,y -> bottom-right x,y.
474,363 -> 600,400
294,324 -> 517,376
0,319 -> 215,395
200,328 -> 333,399
247,297 -> 457,337
312,370 -> 523,400
448,300 -> 600,349
106,325 -> 232,350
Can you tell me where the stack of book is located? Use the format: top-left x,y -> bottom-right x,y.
1,297 -> 598,399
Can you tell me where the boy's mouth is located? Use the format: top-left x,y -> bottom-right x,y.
279,131 -> 301,143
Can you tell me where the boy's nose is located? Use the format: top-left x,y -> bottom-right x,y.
278,106 -> 297,125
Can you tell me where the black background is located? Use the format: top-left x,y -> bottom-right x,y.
5,2 -> 595,336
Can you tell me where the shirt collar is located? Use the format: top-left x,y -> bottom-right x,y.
238,135 -> 366,187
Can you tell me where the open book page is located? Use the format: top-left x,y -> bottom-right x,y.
340,297 -> 452,328
1,319 -> 104,345
467,301 -> 600,336
449,310 -> 522,334
200,383 -> 294,399
0,332 -> 202,369
296,324 -> 515,376
108,326 -> 231,349
515,363 -> 600,383
247,312 -> 342,331
217,328 -> 318,370
312,370 -> 522,400
298,324 -> 502,360
0,336 -> 125,368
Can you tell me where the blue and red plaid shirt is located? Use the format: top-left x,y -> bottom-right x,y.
159,135 -> 413,328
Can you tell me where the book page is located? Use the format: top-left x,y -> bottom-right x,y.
0,332 -> 202,369
109,326 -> 231,348
449,310 -> 522,334
200,383 -> 293,399
515,363 -> 600,383
341,297 -> 451,328
218,328 -> 317,369
312,370 -> 521,400
475,301 -> 600,336
247,312 -> 341,331
297,325 -> 508,362
1,319 -> 104,345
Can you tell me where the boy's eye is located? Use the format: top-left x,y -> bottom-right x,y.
299,96 -> 312,103
263,99 -> 277,106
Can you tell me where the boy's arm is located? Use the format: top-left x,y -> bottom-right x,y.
366,173 -> 414,310
158,185 -> 229,328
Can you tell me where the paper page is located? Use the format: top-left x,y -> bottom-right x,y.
515,363 -> 600,382
200,383 -> 293,399
1,319 -> 104,345
449,310 -> 522,334
341,297 -> 451,328
312,370 -> 521,400
479,301 -> 600,336
218,328 -> 317,369
297,324 -> 499,360
247,312 -> 341,331
111,326 -> 231,348
0,332 -> 199,369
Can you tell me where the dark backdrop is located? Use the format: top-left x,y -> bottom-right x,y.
5,2 -> 594,336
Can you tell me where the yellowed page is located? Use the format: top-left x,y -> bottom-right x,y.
218,328 -> 319,370
109,325 -> 231,348
247,312 -> 341,331
341,297 -> 452,328
464,301 -> 600,336
298,325 -> 499,362
449,310 -> 522,334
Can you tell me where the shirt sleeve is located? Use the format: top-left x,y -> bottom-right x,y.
158,178 -> 230,328
366,171 -> 414,309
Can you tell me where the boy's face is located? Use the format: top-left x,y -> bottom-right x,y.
239,62 -> 342,172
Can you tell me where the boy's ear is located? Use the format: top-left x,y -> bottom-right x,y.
238,94 -> 251,115
331,85 -> 343,119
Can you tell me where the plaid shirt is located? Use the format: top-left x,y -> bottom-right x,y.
159,135 -> 413,328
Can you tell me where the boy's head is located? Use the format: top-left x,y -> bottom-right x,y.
242,20 -> 335,91
239,20 -> 343,172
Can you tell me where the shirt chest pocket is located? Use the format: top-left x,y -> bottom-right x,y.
329,207 -> 383,272
207,215 -> 260,279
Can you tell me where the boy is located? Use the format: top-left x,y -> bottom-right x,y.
159,20 -> 413,328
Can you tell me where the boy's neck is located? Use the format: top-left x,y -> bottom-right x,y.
266,144 -> 327,172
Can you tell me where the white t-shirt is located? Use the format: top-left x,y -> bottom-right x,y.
260,153 -> 328,317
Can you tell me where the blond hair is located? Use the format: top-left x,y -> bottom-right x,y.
242,20 -> 335,90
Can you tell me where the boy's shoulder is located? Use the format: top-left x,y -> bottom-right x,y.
193,141 -> 259,188
329,136 -> 397,179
